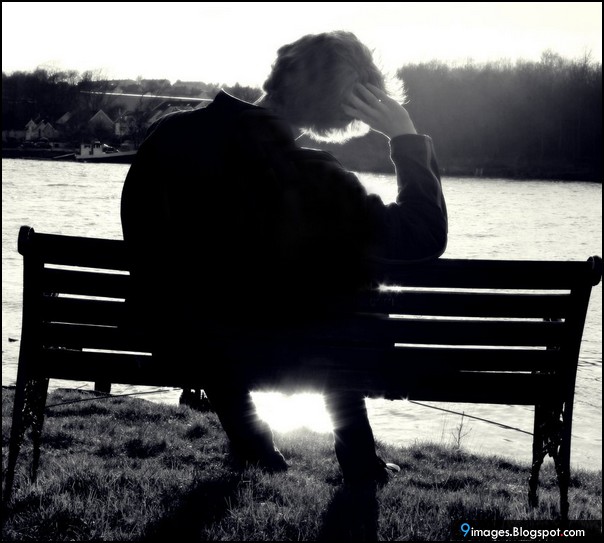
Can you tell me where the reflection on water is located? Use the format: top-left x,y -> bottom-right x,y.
2,160 -> 602,468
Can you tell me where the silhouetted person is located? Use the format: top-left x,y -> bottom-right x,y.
121,30 -> 447,484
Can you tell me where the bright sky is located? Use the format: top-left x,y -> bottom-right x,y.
2,2 -> 602,87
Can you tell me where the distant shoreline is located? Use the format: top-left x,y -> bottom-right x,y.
2,150 -> 602,182
1,148 -> 133,165
349,160 -> 603,183
2,148 -> 76,160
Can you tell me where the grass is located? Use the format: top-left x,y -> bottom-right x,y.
2,387 -> 602,541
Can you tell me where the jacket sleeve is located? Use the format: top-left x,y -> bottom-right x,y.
366,134 -> 448,261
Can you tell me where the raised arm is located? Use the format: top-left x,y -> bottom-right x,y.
343,84 -> 448,261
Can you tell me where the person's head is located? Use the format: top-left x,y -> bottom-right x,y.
262,30 -> 405,143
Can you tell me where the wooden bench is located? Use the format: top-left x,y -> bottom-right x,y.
5,225 -> 602,520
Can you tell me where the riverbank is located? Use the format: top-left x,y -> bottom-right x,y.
2,387 -> 601,541
298,133 -> 603,183
360,160 -> 603,183
2,149 -> 602,181
2,147 -> 76,161
1,148 -> 134,164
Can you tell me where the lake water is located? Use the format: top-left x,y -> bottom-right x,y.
2,158 -> 601,470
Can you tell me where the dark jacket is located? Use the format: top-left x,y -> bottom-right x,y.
121,91 -> 447,337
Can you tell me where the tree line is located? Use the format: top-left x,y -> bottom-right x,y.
402,51 -> 601,180
2,51 -> 601,180
315,51 -> 601,181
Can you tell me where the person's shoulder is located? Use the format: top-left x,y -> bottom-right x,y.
147,107 -> 204,137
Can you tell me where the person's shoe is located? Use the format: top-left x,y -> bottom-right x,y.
254,447 -> 289,473
344,457 -> 400,488
374,460 -> 400,486
232,442 -> 289,473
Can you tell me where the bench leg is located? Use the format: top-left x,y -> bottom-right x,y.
553,402 -> 572,521
528,404 -> 546,508
28,378 -> 50,482
554,445 -> 570,521
3,377 -> 49,501
4,376 -> 28,501
528,401 -> 568,519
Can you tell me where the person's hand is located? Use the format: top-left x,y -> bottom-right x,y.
342,83 -> 417,139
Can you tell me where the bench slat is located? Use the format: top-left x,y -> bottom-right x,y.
357,291 -> 571,318
373,258 -> 596,289
41,323 -> 151,352
41,296 -> 125,327
385,346 -> 562,371
42,268 -> 130,298
21,231 -> 128,270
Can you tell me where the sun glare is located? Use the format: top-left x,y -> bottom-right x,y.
251,392 -> 334,433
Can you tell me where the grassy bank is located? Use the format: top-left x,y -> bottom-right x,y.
2,387 -> 601,541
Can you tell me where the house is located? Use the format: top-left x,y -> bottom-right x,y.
87,110 -> 115,133
113,109 -> 141,139
24,120 -> 37,141
24,119 -> 59,141
54,110 -> 89,140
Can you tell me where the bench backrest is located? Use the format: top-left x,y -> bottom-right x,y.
17,226 -> 602,406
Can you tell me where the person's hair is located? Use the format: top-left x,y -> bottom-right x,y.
262,30 -> 406,143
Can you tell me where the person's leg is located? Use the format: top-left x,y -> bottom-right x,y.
203,380 -> 288,472
324,390 -> 376,475
170,329 -> 287,472
324,390 -> 397,484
